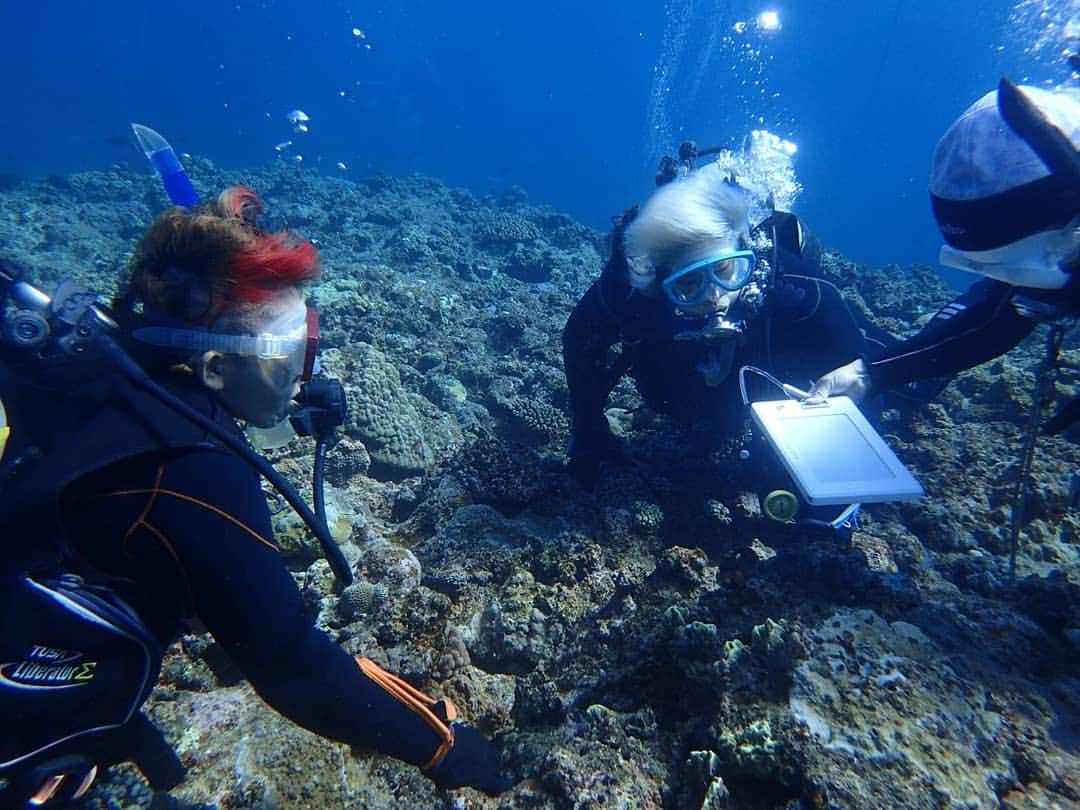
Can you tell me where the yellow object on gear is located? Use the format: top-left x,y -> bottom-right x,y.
0,398 -> 8,462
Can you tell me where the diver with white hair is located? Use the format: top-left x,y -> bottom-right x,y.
562,155 -> 881,494
810,79 -> 1080,433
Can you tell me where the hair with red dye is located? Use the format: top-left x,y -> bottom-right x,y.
226,231 -> 320,305
124,185 -> 320,327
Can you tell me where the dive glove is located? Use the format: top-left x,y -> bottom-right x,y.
808,357 -> 871,403
566,417 -> 626,490
353,656 -> 510,797
427,721 -> 511,796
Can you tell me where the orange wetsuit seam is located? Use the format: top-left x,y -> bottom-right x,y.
112,464 -> 196,605
107,486 -> 279,552
122,464 -> 166,555
138,519 -> 184,570
138,519 -> 196,605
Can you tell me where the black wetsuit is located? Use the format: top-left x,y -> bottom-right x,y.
0,372 -> 446,780
563,214 -> 870,456
867,277 -> 1080,392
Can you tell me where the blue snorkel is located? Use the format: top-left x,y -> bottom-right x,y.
131,124 -> 200,209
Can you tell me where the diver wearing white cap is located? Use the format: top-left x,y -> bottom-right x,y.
810,79 -> 1080,432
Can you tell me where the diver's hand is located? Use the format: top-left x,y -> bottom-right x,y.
567,451 -> 606,490
427,722 -> 511,796
808,358 -> 871,403
567,420 -> 626,489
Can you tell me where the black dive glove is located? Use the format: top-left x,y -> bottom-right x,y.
427,722 -> 511,796
567,416 -> 626,489
352,656 -> 510,796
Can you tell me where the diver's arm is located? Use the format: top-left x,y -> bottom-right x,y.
89,450 -> 466,770
562,280 -> 625,445
865,279 -> 1038,392
562,204 -> 642,438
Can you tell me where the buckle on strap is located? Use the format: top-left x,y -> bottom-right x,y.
1010,292 -> 1062,321
355,656 -> 458,769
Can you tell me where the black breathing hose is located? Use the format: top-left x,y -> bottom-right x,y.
313,438 -> 329,528
95,335 -> 354,587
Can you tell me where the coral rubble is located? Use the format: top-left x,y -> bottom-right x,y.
3,160 -> 1076,810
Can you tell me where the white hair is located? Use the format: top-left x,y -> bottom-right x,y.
623,169 -> 751,291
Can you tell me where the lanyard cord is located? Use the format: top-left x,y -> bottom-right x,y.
1009,322 -> 1065,583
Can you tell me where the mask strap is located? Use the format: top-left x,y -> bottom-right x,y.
302,307 -> 319,381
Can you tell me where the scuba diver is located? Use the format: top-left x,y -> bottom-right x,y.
809,80 -> 1080,430
807,79 -> 1079,581
653,139 -> 728,186
0,187 -> 507,807
562,145 -> 888,528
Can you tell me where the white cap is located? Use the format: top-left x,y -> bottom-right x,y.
929,85 -> 1080,253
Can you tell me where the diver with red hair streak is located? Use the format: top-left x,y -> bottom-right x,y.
0,186 -> 508,806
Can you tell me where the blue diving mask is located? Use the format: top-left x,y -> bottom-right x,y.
661,249 -> 757,307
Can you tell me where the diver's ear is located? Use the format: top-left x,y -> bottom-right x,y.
197,351 -> 227,391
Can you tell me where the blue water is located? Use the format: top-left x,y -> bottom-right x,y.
0,1 -> 1072,273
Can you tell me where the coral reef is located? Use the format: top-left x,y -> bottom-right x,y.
321,343 -> 460,480
474,212 -> 542,245
2,160 -> 1077,809
337,579 -> 389,621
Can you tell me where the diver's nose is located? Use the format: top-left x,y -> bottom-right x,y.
706,285 -> 729,312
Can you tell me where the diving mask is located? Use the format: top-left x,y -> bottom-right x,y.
938,226 -> 1078,290
662,249 -> 757,307
133,306 -> 320,381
